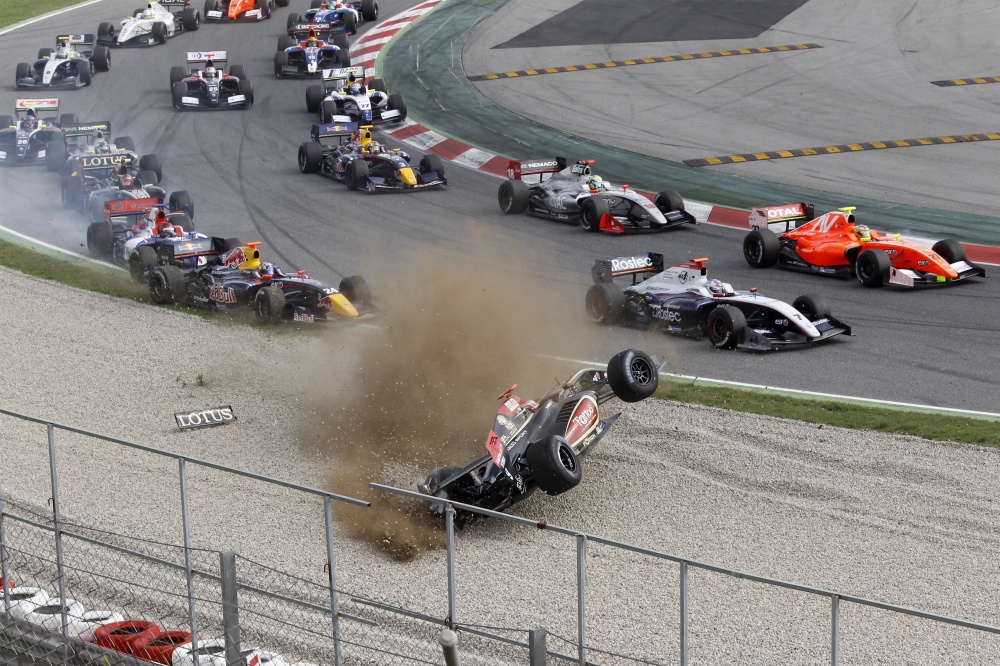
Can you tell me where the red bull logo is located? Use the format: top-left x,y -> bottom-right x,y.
208,285 -> 237,303
222,247 -> 246,268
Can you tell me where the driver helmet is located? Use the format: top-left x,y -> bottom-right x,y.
204,59 -> 217,79
159,223 -> 176,238
22,111 -> 36,131
142,4 -> 155,18
319,1 -> 329,8
708,279 -> 725,295
120,173 -> 134,188
855,224 -> 871,242
367,140 -> 381,153
587,174 -> 605,191
306,29 -> 319,46
260,262 -> 276,277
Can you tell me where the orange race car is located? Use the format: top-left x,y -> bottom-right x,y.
742,202 -> 986,288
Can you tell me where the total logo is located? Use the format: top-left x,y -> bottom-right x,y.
610,256 -> 653,271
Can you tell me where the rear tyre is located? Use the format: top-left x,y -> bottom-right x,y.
526,436 -> 582,496
46,140 -> 67,172
792,294 -> 831,319
369,78 -> 386,93
0,115 -> 14,128
286,12 -> 300,30
129,246 -> 159,282
310,0 -> 321,7
579,196 -> 608,232
345,159 -> 368,191
305,85 -> 325,113
136,170 -> 158,187
273,51 -> 288,77
360,0 -> 377,21
387,92 -> 406,120
338,49 -> 351,67
931,238 -> 966,264
149,266 -> 187,304
113,135 -> 135,152
182,7 -> 200,30
585,283 -> 625,325
38,48 -> 53,60
169,212 -> 193,232
297,141 -> 323,173
152,22 -> 167,44
229,64 -> 247,80
855,249 -> 890,287
654,189 -> 684,213
138,154 -> 162,182
254,286 -> 286,324
419,153 -> 444,177
98,21 -> 114,38
344,12 -> 357,34
170,66 -> 186,86
59,113 -> 77,126
497,180 -> 529,214
339,275 -> 371,305
706,305 -> 746,350
607,348 -> 658,402
333,32 -> 349,51
275,0 -> 288,7
743,229 -> 780,268
62,175 -> 84,209
86,222 -> 113,259
169,191 -> 194,219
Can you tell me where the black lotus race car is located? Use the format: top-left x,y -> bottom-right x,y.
170,51 -> 252,110
585,254 -> 852,351
298,122 -> 446,192
498,157 -> 696,233
148,242 -> 373,324
419,349 -> 659,525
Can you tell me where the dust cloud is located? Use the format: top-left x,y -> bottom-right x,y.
296,226 -> 599,560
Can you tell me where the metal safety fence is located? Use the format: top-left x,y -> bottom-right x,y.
2,406 -> 999,665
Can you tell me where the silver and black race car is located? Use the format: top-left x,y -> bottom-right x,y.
585,254 -> 852,351
15,35 -> 111,89
298,122 -> 445,192
0,98 -> 73,165
97,0 -> 200,47
419,349 -> 659,525
170,51 -> 253,110
497,157 -> 697,233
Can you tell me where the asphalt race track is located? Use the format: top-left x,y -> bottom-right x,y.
0,0 -> 998,413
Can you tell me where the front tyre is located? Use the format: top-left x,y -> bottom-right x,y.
419,153 -> 444,178
706,305 -> 746,350
855,249 -> 890,287
339,275 -> 371,305
607,349 -> 658,402
579,196 -> 609,232
345,159 -> 368,191
298,142 -> 323,173
792,294 -> 831,319
129,246 -> 158,282
931,238 -> 966,264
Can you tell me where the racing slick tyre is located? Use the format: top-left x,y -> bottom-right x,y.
0,115 -> 13,128
310,0 -> 321,6
62,175 -> 84,209
14,63 -> 31,85
169,66 -> 186,86
345,159 -> 368,191
276,0 -> 288,6
152,22 -> 168,44
743,229 -> 780,268
204,0 -> 219,14
579,196 -> 609,232
273,51 -> 288,77
706,305 -> 746,350
497,179 -> 529,214
98,21 -> 114,38
182,7 -> 200,30
338,49 -> 351,67
344,11 -> 358,34
229,64 -> 247,81
129,246 -> 158,282
855,249 -> 890,287
931,238 -> 966,264
239,79 -> 254,105
133,8 -> 144,16
38,48 -> 53,59
419,153 -> 445,178
149,265 -> 186,304
387,92 -> 407,120
792,294 -> 831,320
261,0 -> 271,18
526,435 -> 582,496
113,136 -> 135,152
78,65 -> 92,86
222,237 -> 242,252
169,191 -> 194,219
136,170 -> 158,187
59,113 -> 77,126
305,85 -> 325,113
255,286 -> 286,325
170,212 -> 194,232
298,141 -> 323,173
45,140 -> 67,171
607,348 -> 658,402
86,222 -> 114,259
277,35 -> 294,51
360,0 -> 377,21
654,189 -> 685,213
172,82 -> 186,110
369,78 -> 387,93
93,45 -> 111,71
286,12 -> 300,29
333,32 -> 349,51
320,99 -> 339,123
585,283 -> 625,325
339,275 -> 371,305
139,154 -> 162,182
420,466 -> 462,500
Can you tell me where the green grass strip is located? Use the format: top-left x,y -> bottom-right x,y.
0,0 -> 91,30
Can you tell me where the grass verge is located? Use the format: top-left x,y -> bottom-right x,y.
0,0 -> 90,30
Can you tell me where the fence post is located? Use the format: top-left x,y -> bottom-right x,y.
575,534 -> 587,666
438,628 -> 460,666
680,560 -> 689,666
220,551 -> 241,666
445,504 -> 457,630
46,424 -> 71,652
528,627 -> 546,666
178,459 -> 200,666
831,595 -> 840,666
0,481 -> 10,613
323,496 -> 343,666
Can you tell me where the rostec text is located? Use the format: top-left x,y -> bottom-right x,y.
652,306 -> 681,322
610,256 -> 653,272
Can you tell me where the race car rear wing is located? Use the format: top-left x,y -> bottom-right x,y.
61,121 -> 111,138
312,122 -> 359,143
76,153 -> 131,171
506,157 -> 567,182
321,65 -> 365,84
186,51 -> 228,64
157,0 -> 192,5
592,253 -> 664,284
748,202 -> 816,231
291,22 -> 332,34
56,34 -> 95,47
15,98 -> 59,118
104,197 -> 160,221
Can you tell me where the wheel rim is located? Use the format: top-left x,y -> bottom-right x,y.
709,316 -> 727,343
499,188 -> 511,211
857,257 -> 872,281
629,357 -> 654,386
151,274 -> 168,302
557,443 -> 577,472
297,148 -> 306,170
746,239 -> 762,263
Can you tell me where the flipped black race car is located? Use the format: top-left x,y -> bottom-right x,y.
419,349 -> 659,525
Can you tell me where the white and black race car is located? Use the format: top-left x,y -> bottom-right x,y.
15,35 -> 110,89
585,254 -> 852,351
305,66 -> 406,125
498,157 -> 697,233
97,0 -> 200,47
0,98 -> 74,165
170,51 -> 253,110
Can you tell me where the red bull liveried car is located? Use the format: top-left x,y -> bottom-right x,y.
419,350 -> 659,526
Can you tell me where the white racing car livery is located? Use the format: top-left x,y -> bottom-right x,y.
15,35 -> 111,89
97,0 -> 201,47
305,65 -> 406,125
